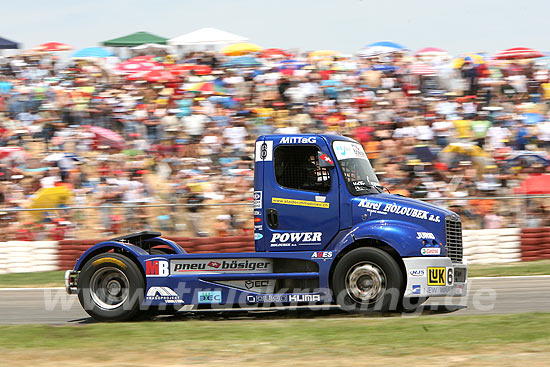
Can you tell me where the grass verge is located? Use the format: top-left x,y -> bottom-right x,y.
1,313 -> 550,366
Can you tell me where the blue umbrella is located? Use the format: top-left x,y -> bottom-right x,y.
359,41 -> 408,58
277,59 -> 308,70
523,113 -> 544,125
365,41 -> 407,50
320,80 -> 343,87
73,47 -> 114,59
370,65 -> 397,72
224,56 -> 262,67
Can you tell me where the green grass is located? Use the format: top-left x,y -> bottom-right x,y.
468,260 -> 550,277
1,313 -> 550,356
0,271 -> 65,288
0,260 -> 549,288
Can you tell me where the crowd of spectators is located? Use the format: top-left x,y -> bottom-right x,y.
1,46 -> 550,239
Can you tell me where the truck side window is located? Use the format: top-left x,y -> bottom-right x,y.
274,146 -> 331,192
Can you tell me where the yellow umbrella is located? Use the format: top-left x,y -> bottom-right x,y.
441,143 -> 489,157
308,50 -> 339,60
452,53 -> 485,68
29,186 -> 73,220
220,43 -> 263,56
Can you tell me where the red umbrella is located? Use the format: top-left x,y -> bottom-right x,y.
142,70 -> 178,83
89,126 -> 126,150
260,48 -> 292,58
514,174 -> 550,194
168,64 -> 212,76
493,47 -> 544,60
409,63 -> 437,75
127,55 -> 157,63
0,147 -> 23,160
116,61 -> 162,74
33,42 -> 72,52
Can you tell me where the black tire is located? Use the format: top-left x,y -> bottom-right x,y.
78,253 -> 145,322
332,247 -> 403,312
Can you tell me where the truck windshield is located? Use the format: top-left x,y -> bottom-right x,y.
332,140 -> 382,195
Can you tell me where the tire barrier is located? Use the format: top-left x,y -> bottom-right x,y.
0,241 -> 59,274
2,228 -> 549,274
520,227 -> 550,262
57,236 -> 255,270
462,228 -> 522,264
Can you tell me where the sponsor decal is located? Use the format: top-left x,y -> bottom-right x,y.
358,199 -> 382,210
315,196 -> 326,202
311,251 -> 333,260
254,225 -> 263,230
246,294 -> 321,303
270,232 -> 322,247
421,247 -> 441,256
255,140 -> 273,161
272,197 -> 330,209
409,269 -> 425,277
279,136 -> 316,144
145,258 -> 169,277
146,287 -> 184,304
245,280 -> 270,289
254,217 -> 262,223
254,210 -> 262,216
426,286 -> 453,295
215,279 -> 275,293
198,291 -> 222,304
171,258 -> 272,274
254,233 -> 263,240
358,200 -> 441,223
427,267 -> 446,286
319,153 -> 334,165
333,141 -> 368,160
253,191 -> 262,209
412,285 -> 421,295
416,232 -> 436,240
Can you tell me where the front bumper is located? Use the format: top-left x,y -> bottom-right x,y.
403,257 -> 467,298
65,270 -> 79,295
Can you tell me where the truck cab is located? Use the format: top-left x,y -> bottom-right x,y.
67,134 -> 467,321
254,134 -> 466,298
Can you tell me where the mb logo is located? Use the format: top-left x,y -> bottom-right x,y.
145,258 -> 169,277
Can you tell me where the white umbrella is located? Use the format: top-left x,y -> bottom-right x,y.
131,43 -> 175,53
168,27 -> 248,46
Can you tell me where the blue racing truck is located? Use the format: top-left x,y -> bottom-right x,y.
66,134 -> 467,321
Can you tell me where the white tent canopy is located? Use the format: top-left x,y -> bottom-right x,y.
168,28 -> 248,46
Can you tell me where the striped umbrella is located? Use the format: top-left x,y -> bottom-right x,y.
493,47 -> 544,60
415,47 -> 447,57
410,63 -> 437,75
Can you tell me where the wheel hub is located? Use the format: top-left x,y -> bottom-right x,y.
89,267 -> 129,310
345,263 -> 386,303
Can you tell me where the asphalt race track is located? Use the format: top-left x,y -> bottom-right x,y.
0,276 -> 549,324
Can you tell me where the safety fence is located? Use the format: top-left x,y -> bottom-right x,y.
1,228 -> 550,274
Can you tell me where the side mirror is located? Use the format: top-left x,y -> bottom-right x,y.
318,152 -> 335,168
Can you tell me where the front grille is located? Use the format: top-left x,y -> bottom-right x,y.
445,216 -> 463,262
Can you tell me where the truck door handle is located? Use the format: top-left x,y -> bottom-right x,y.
266,208 -> 278,229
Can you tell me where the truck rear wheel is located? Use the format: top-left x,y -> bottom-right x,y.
77,253 -> 144,322
332,247 -> 403,312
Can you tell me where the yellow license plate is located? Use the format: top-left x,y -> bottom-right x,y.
427,267 -> 446,286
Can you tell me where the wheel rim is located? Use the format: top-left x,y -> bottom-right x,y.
89,267 -> 129,310
345,262 -> 387,304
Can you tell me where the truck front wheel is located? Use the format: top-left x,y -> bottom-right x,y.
332,247 -> 403,312
77,253 -> 145,321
